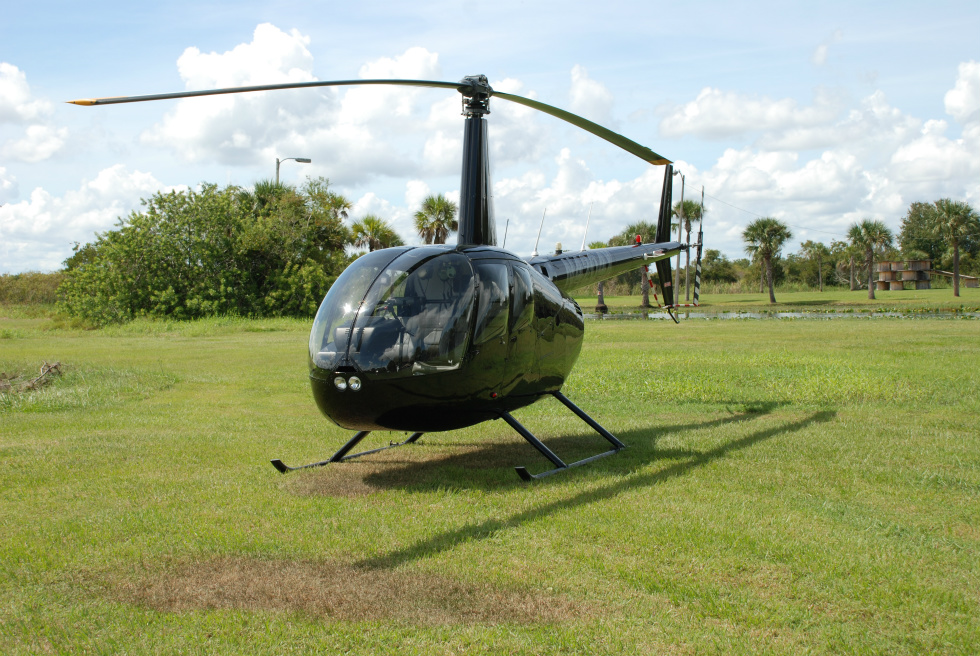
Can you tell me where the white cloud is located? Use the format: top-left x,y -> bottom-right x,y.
2,125 -> 69,163
569,65 -> 616,127
646,61 -> 980,258
0,166 -> 178,273
0,167 -> 16,204
0,63 -> 67,162
811,29 -> 842,66
659,87 -> 841,139
484,78 -> 551,167
141,27 -> 452,185
404,179 -> 431,211
346,181 -> 438,248
757,91 -> 919,161
491,149 -> 669,255
141,24 -> 325,165
178,23 -> 314,90
890,119 -> 979,202
0,63 -> 52,124
944,60 -> 980,127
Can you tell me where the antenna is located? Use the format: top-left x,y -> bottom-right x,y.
531,208 -> 547,257
580,202 -> 593,251
502,218 -> 510,249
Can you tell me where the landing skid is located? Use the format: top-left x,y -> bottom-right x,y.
505,391 -> 626,481
270,431 -> 424,473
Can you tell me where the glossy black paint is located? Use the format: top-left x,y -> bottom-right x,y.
308,239 -> 680,433
457,116 -> 496,247
301,76 -> 682,438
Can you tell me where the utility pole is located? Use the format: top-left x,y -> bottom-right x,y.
686,186 -> 704,301
673,171 -> 685,297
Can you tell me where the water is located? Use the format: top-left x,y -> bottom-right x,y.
584,310 -> 980,321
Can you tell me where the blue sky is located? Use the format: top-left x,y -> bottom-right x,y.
2,0 -> 978,273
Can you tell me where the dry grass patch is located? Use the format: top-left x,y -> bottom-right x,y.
114,557 -> 590,625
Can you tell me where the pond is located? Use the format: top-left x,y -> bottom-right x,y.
584,310 -> 980,320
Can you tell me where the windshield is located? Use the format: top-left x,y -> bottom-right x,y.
312,248 -> 476,377
309,248 -> 409,372
351,250 -> 475,375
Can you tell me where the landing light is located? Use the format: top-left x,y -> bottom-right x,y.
349,376 -> 362,391
333,376 -> 347,391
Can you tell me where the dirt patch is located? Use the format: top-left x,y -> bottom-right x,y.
115,557 -> 589,625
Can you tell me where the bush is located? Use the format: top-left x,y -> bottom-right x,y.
58,179 -> 353,325
0,272 -> 63,305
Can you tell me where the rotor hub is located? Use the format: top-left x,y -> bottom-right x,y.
457,74 -> 492,117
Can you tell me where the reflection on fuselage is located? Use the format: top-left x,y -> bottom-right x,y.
307,245 -> 585,432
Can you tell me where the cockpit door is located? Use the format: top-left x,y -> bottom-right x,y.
507,262 -> 537,391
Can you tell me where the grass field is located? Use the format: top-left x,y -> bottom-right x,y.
573,286 -> 980,314
2,307 -> 979,654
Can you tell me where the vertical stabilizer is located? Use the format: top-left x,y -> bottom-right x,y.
654,166 -> 676,316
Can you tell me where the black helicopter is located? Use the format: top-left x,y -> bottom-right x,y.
70,75 -> 700,480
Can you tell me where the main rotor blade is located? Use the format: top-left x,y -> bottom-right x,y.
68,76 -> 672,166
493,91 -> 671,166
67,79 -> 465,106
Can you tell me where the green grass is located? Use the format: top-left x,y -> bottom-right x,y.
575,286 -> 980,314
1,310 -> 979,654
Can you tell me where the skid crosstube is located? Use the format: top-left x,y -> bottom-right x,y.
271,391 -> 623,480
504,390 -> 626,481
270,431 -> 423,473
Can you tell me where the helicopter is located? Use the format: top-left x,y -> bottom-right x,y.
70,75 -> 701,480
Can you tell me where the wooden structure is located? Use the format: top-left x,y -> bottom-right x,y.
876,260 -> 932,291
928,269 -> 979,288
876,259 -> 979,290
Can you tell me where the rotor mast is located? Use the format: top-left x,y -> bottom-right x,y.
456,75 -> 496,247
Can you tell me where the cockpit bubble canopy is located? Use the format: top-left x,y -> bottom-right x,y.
310,248 -> 476,377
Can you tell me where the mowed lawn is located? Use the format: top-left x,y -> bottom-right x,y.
574,286 -> 980,314
1,313 -> 978,654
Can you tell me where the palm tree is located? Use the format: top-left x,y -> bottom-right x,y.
673,199 -> 704,301
799,240 -> 831,291
743,217 -> 792,304
847,219 -> 893,300
351,215 -> 404,252
414,194 -> 458,244
237,179 -> 297,218
931,199 -> 980,297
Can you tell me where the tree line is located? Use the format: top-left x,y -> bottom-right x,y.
702,199 -> 979,302
588,198 -> 979,305
4,182 -> 975,319
56,178 -> 459,325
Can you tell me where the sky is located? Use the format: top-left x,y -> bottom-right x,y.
1,0 -> 978,273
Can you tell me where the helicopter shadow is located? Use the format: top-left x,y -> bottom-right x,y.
350,400 -> 790,494
354,406 -> 835,571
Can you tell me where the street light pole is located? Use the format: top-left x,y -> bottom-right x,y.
275,156 -> 312,184
673,170 -> 685,299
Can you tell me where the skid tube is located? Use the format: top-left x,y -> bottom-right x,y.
504,391 -> 626,481
271,431 -> 424,473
